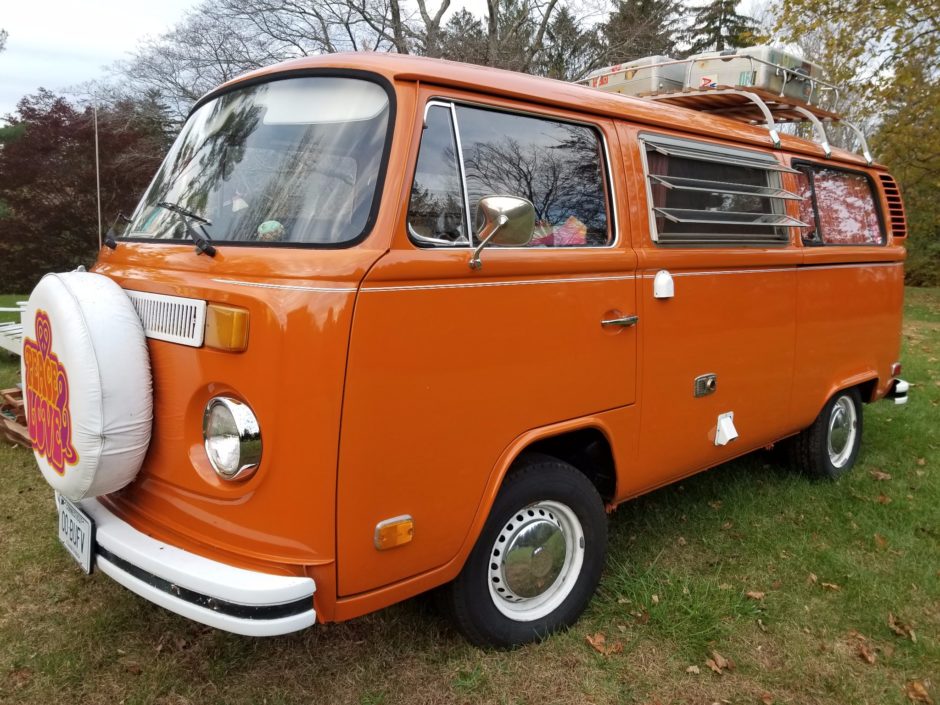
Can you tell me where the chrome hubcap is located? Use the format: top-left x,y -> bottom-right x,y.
487,500 -> 584,622
828,396 -> 858,468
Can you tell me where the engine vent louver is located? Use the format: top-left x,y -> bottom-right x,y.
124,290 -> 206,348
878,174 -> 907,239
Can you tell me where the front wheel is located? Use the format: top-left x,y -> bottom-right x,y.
790,388 -> 864,479
442,453 -> 607,647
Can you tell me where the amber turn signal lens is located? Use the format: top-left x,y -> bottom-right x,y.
205,304 -> 250,352
374,515 -> 414,550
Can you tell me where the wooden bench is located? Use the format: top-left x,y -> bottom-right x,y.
0,302 -> 26,356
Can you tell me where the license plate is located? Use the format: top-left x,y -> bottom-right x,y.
55,492 -> 95,574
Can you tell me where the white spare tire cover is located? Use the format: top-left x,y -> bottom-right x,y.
21,272 -> 153,500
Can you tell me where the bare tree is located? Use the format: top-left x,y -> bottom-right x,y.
117,0 -> 694,119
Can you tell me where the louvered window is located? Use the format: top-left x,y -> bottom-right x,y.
641,134 -> 806,246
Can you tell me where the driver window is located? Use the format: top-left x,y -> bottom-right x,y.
407,105 -> 469,246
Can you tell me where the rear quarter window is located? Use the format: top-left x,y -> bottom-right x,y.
795,165 -> 884,246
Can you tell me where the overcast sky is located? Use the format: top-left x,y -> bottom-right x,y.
0,0 -> 501,121
0,0 -> 197,118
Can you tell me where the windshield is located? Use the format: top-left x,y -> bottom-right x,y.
126,76 -> 391,246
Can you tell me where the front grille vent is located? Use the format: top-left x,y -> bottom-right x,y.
878,174 -> 908,239
124,290 -> 206,348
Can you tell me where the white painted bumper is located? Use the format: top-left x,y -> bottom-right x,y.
80,497 -> 317,637
887,378 -> 909,405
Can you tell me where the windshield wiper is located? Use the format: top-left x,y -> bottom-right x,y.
156,200 -> 217,257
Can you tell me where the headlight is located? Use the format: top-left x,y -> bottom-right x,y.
203,397 -> 262,480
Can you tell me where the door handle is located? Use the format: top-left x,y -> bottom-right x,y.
601,314 -> 639,328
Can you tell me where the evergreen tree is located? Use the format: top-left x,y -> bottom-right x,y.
686,0 -> 761,54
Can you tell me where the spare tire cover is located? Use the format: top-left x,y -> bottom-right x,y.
21,272 -> 153,500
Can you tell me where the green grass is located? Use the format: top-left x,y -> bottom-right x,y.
1,289 -> 938,705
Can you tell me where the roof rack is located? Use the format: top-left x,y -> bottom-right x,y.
641,85 -> 872,165
579,49 -> 873,165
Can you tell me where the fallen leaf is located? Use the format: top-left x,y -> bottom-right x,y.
904,680 -> 933,704
651,594 -> 660,605
870,469 -> 893,481
719,583 -> 732,590
722,520 -> 733,530
877,493 -> 893,504
586,632 -> 607,654
760,693 -> 774,705
617,597 -> 631,604
821,582 -> 841,591
705,650 -> 734,675
636,610 -> 650,625
746,591 -> 766,601
888,613 -> 917,642
585,632 -> 622,656
124,660 -> 142,675
6,667 -> 33,689
856,641 -> 877,665
708,501 -> 723,510
686,665 -> 700,674
874,533 -> 888,548
916,458 -> 926,466
807,573 -> 818,584
757,618 -> 768,632
677,536 -> 687,546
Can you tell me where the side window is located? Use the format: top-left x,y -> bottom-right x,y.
455,106 -> 611,247
799,166 -> 883,246
407,100 -> 613,248
408,105 -> 469,246
642,135 -> 806,246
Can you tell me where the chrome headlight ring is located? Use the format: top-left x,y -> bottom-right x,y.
202,396 -> 262,481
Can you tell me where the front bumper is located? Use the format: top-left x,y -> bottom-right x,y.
80,498 -> 317,637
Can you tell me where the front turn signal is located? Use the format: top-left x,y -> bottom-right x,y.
205,303 -> 250,352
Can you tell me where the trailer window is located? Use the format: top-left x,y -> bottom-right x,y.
641,134 -> 806,246
796,165 -> 883,246
408,101 -> 613,248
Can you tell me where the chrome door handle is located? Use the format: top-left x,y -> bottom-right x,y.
601,315 -> 638,328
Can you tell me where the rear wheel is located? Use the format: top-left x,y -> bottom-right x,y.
790,388 -> 864,479
442,453 -> 607,647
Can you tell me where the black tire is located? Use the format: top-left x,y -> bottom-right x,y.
441,453 -> 607,648
789,388 -> 864,480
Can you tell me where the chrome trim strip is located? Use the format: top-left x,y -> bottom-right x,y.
639,262 -> 902,278
211,278 -> 357,293
362,274 -> 636,293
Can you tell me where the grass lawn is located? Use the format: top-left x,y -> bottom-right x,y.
1,289 -> 937,705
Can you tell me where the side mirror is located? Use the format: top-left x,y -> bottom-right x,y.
469,195 -> 535,270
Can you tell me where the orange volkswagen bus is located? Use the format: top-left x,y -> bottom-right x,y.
23,52 -> 908,647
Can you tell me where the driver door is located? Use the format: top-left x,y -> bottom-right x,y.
337,94 -> 637,596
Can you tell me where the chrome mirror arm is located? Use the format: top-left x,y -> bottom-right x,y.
469,214 -> 509,270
